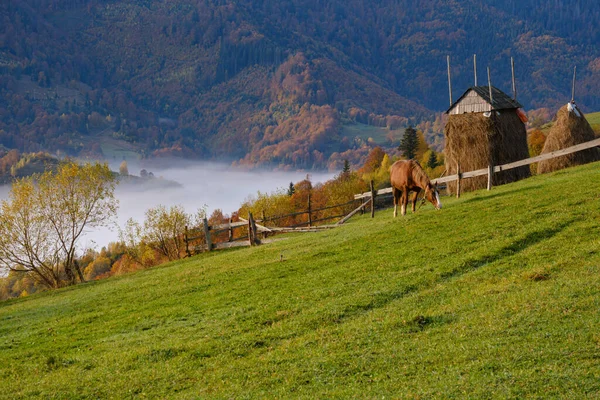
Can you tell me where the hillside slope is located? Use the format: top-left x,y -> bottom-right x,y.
1,0 -> 600,168
1,162 -> 600,398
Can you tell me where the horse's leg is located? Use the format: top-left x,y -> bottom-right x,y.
401,189 -> 408,216
392,187 -> 400,217
412,188 -> 420,213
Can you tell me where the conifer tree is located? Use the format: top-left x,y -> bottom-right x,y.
342,159 -> 350,174
427,151 -> 438,169
398,126 -> 418,160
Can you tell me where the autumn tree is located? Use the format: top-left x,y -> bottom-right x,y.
122,205 -> 196,263
119,160 -> 129,176
528,129 -> 547,157
399,126 -> 418,159
0,162 -> 118,288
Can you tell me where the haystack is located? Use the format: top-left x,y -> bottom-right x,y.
537,103 -> 600,174
444,109 -> 530,193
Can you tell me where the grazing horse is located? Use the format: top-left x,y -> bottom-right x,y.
390,160 -> 442,217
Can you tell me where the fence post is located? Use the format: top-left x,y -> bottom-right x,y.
247,212 -> 255,246
307,194 -> 312,227
228,218 -> 233,242
370,180 -> 376,218
261,210 -> 268,239
203,217 -> 212,252
456,162 -> 461,198
487,164 -> 493,191
184,225 -> 191,257
250,213 -> 261,245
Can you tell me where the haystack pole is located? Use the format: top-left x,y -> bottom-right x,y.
571,66 -> 577,103
473,54 -> 478,86
511,57 -> 516,101
447,55 -> 453,106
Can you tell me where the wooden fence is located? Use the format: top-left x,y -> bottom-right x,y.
183,197 -> 370,255
355,137 -> 600,205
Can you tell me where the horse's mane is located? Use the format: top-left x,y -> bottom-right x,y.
410,160 -> 431,188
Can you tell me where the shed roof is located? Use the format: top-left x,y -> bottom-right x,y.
446,86 -> 522,114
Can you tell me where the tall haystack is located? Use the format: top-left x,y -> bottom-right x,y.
537,102 -> 600,174
444,86 -> 530,193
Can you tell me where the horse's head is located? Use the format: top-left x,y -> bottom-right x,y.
425,182 -> 442,210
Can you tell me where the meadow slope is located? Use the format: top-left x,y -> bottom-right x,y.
1,162 -> 600,398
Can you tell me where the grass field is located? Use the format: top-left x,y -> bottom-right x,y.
2,162 -> 600,398
340,122 -> 402,145
586,111 -> 600,134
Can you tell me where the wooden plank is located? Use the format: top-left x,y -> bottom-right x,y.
239,217 -> 273,233
211,221 -> 247,230
337,198 -> 372,225
268,225 -> 337,233
354,187 -> 392,199
494,137 -> 600,171
311,214 -> 346,224
311,199 -> 357,213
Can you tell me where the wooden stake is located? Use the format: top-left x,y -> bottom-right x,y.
184,225 -> 191,257
473,54 -> 478,86
447,55 -> 453,106
370,180 -> 376,218
203,217 -> 212,252
228,218 -> 233,242
247,212 -> 253,246
307,194 -> 312,227
487,164 -> 493,191
571,66 -> 577,103
456,162 -> 461,198
250,213 -> 260,245
511,57 -> 517,101
261,210 -> 267,238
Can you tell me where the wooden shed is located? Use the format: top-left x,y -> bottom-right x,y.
444,86 -> 530,193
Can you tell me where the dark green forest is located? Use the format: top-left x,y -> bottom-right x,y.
1,0 -> 599,169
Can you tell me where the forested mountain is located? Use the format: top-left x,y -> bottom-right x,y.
1,0 -> 599,169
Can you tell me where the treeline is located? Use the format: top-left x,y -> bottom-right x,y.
2,0 -> 598,170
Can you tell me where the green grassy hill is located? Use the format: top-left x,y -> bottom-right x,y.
586,111 -> 600,134
2,162 -> 600,398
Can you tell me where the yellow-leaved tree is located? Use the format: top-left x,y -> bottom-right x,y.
0,162 -> 118,288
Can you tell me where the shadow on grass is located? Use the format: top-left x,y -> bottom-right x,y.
440,220 -> 573,281
461,184 -> 544,205
315,220 -> 573,328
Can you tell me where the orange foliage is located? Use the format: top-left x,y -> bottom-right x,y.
528,129 -> 547,157
358,147 -> 386,176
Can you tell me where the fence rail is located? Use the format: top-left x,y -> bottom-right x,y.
355,137 -> 600,200
182,197 -> 367,256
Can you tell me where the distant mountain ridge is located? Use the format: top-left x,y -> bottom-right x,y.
0,0 -> 599,169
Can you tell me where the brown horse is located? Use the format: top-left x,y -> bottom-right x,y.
390,160 -> 442,217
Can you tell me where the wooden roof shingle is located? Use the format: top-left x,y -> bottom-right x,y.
446,86 -> 522,114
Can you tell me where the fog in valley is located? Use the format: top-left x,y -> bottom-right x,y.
73,162 -> 334,250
